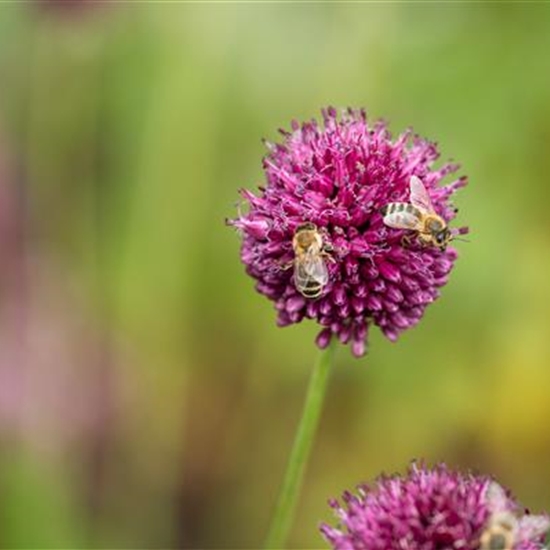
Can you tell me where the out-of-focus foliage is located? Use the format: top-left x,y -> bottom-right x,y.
0,3 -> 550,548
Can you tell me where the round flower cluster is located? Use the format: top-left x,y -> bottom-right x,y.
230,108 -> 467,356
321,463 -> 549,550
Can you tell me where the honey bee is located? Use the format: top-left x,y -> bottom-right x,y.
292,222 -> 330,299
479,482 -> 549,550
381,175 -> 452,250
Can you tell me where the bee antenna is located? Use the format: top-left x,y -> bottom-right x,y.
453,237 -> 470,243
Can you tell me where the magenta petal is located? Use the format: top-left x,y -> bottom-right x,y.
315,328 -> 333,349
286,295 -> 306,313
378,261 -> 402,284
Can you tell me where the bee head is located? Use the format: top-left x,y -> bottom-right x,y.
296,222 -> 316,232
435,227 -> 452,250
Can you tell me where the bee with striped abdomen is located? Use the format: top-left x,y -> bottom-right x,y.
479,482 -> 550,550
381,175 -> 452,250
292,222 -> 330,299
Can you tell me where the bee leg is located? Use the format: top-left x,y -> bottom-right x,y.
401,234 -> 413,248
417,233 -> 432,248
320,244 -> 339,263
322,241 -> 335,254
321,250 -> 337,263
278,259 -> 294,271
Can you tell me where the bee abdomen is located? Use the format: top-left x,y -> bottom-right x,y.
299,280 -> 324,298
382,203 -> 420,216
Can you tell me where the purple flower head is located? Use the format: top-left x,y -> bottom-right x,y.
229,108 -> 468,357
321,463 -> 550,550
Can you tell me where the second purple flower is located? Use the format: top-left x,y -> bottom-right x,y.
230,108 -> 467,357
321,463 -> 549,550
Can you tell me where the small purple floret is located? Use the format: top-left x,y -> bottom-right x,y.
321,463 -> 549,550
230,108 -> 468,357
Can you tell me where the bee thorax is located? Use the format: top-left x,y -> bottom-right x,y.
292,226 -> 323,254
423,216 -> 445,232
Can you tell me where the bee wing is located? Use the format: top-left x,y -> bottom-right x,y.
294,260 -> 310,288
304,252 -> 329,285
484,482 -> 509,514
383,208 -> 423,231
517,515 -> 550,541
409,176 -> 435,213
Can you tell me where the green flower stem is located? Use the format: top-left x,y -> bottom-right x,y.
264,340 -> 336,549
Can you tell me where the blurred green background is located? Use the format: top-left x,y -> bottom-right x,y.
0,3 -> 550,548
